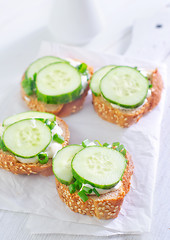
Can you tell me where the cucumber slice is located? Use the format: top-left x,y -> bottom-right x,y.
25,56 -> 65,81
36,62 -> 82,104
90,65 -> 116,96
3,111 -> 56,127
3,119 -> 52,158
100,66 -> 149,108
53,145 -> 83,185
72,146 -> 126,189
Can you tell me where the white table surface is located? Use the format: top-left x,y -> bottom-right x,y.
0,0 -> 170,239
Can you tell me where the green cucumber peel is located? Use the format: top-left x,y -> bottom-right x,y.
3,112 -> 56,127
52,145 -> 83,186
25,56 -> 67,81
90,65 -> 116,96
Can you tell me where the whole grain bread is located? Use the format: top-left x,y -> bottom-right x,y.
0,117 -> 70,176
21,65 -> 93,117
55,151 -> 134,219
92,69 -> 163,127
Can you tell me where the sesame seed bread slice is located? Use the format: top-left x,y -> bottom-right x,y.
55,151 -> 134,219
92,69 -> 163,127
21,65 -> 93,117
0,117 -> 70,176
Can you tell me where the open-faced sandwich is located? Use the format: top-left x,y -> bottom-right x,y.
21,56 -> 93,117
0,111 -> 69,176
90,66 -> 163,127
53,139 -> 134,219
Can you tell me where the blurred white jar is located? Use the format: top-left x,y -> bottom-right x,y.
48,0 -> 102,45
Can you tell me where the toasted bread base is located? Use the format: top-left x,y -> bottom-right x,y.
55,151 -> 134,219
0,117 -> 70,176
92,69 -> 163,127
21,65 -> 93,117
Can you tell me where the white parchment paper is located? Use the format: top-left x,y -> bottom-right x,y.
0,42 -> 167,236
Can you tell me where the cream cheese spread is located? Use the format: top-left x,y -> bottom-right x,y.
82,181 -> 122,195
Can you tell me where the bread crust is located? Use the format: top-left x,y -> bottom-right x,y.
55,150 -> 134,219
0,117 -> 70,176
21,65 -> 93,117
92,69 -> 163,127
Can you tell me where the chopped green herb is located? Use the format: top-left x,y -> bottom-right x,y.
53,133 -> 65,144
38,152 -> 48,164
149,84 -> 153,88
77,63 -> 87,74
33,72 -> 37,81
94,140 -> 102,146
82,186 -> 92,194
0,138 -> 7,151
116,144 -> 124,152
121,148 -> 127,156
82,139 -> 92,147
112,142 -> 120,147
45,119 -> 56,130
69,180 -> 82,194
78,190 -> 89,202
93,188 -> 100,197
74,180 -> 82,190
22,78 -> 35,96
45,119 -> 50,125
103,142 -> 112,148
112,142 -> 126,156
49,121 -> 56,130
69,184 -> 76,194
